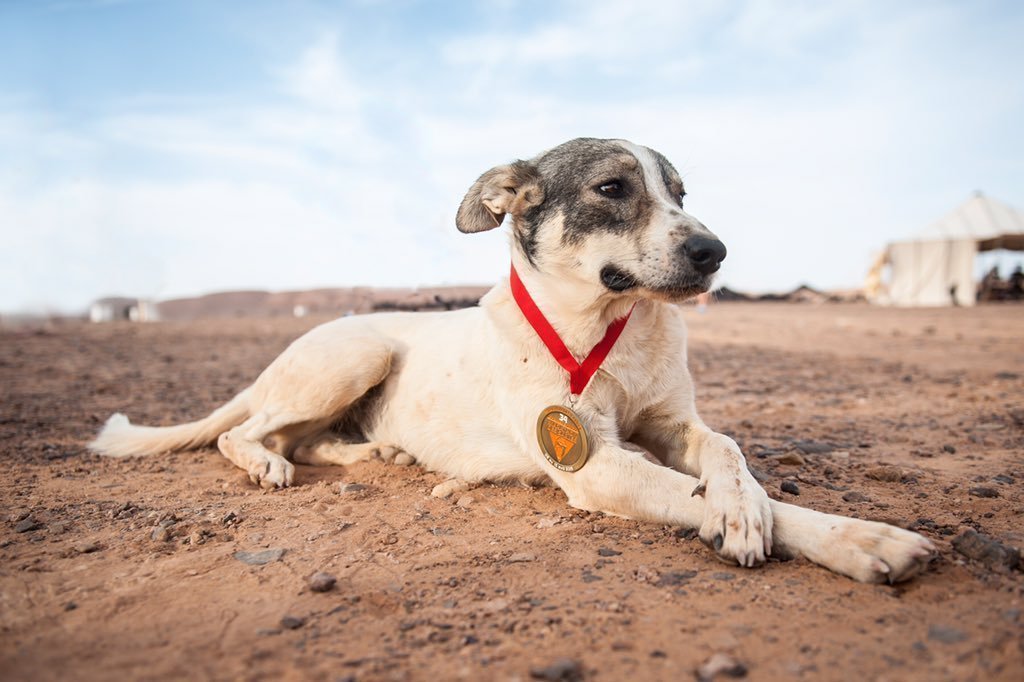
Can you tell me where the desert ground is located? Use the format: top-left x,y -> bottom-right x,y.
2,302 -> 1022,681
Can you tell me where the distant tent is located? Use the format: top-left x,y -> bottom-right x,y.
870,192 -> 1024,306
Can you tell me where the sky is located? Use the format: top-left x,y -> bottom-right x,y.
1,0 -> 1022,313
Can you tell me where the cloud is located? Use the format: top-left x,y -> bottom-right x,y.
1,1 -> 1021,312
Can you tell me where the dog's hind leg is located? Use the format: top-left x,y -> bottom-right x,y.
218,420 -> 295,490
215,328 -> 397,488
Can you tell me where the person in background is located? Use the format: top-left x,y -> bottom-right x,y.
1009,264 -> 1024,300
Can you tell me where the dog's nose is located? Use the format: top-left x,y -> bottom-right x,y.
682,236 -> 727,275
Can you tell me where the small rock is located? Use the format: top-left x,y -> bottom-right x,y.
76,541 -> 103,554
697,652 -> 748,681
776,452 -> 806,466
842,491 -> 870,503
529,657 -> 583,681
865,465 -> 903,482
780,481 -> 800,495
280,615 -> 305,630
64,601 -> 77,611
951,529 -> 1020,571
536,517 -> 560,529
508,552 -> 536,563
712,572 -> 736,581
968,486 -> 999,498
308,572 -> 336,593
338,482 -> 367,494
994,474 -> 1015,485
393,453 -> 416,466
597,547 -> 622,557
151,526 -> 170,542
234,548 -> 286,566
791,440 -> 833,455
14,518 -> 42,533
656,570 -> 698,587
942,444 -> 957,454
927,624 -> 967,644
674,527 -> 698,540
455,494 -> 474,508
748,466 -> 770,483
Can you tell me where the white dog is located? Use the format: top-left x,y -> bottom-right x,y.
91,138 -> 934,583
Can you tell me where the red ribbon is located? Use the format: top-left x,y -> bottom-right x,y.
510,264 -> 635,395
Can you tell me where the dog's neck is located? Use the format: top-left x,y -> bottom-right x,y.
504,251 -> 642,358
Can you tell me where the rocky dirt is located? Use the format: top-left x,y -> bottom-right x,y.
1,303 -> 1022,681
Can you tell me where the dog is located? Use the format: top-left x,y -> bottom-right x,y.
90,137 -> 935,583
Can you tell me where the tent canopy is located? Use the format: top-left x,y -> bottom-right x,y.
876,193 -> 1024,306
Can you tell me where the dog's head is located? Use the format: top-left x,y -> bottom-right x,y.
457,137 -> 725,301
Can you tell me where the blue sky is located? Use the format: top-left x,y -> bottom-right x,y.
1,0 -> 1022,312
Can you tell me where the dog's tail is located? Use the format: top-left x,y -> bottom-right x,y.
89,388 -> 252,458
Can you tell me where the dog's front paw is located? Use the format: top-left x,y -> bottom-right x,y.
248,456 -> 294,490
812,518 -> 935,583
697,472 -> 773,567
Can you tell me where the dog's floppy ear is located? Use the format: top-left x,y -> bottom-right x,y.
456,160 -> 544,233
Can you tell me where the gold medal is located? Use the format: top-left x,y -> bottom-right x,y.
536,406 -> 590,472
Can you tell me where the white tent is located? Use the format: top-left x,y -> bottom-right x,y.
870,192 -> 1024,306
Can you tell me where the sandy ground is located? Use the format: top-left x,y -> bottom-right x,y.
1,302 -> 1022,681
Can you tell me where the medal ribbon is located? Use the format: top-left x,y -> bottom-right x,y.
510,264 -> 635,396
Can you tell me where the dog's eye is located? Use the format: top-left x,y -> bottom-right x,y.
597,181 -> 625,198
679,191 -> 686,206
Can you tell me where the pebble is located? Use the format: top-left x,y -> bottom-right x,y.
233,548 -> 286,566
748,466 -> 770,483
674,527 -> 698,540
927,624 -> 968,644
780,481 -> 800,495
393,453 -> 416,466
508,552 -> 536,563
280,615 -> 305,630
951,529 -> 1020,571
942,444 -> 957,454
696,652 -> 748,681
536,518 -> 560,529
968,486 -> 999,498
529,657 -> 583,682
14,518 -> 42,533
338,482 -> 367,494
776,452 -> 805,466
76,541 -> 103,554
151,526 -> 170,542
791,440 -> 833,455
597,547 -> 622,557
842,491 -> 871,503
308,572 -> 337,593
865,465 -> 903,482
656,570 -> 698,587
455,494 -> 474,508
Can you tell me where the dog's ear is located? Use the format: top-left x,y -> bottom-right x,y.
456,160 -> 544,233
